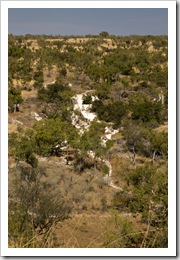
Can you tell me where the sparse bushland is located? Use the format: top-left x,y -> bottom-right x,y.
111,164 -> 168,247
9,165 -> 71,248
103,207 -> 167,248
121,121 -> 168,164
8,34 -> 168,248
9,116 -> 79,162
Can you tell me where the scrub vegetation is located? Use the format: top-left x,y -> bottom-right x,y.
8,33 -> 168,248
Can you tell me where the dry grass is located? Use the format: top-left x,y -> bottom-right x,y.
53,213 -> 108,247
8,123 -> 18,133
21,88 -> 38,100
51,208 -> 147,248
43,65 -> 58,84
37,156 -> 116,213
12,79 -> 23,88
155,123 -> 168,133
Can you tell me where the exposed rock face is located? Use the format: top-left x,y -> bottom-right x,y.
30,112 -> 42,121
71,92 -> 122,190
73,94 -> 97,122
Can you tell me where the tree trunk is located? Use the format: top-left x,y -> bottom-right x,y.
132,147 -> 136,168
66,146 -> 69,165
129,147 -> 136,168
152,150 -> 156,164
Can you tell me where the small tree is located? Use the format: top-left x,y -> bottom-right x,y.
33,117 -> 78,156
99,31 -> 109,37
33,69 -> 44,88
103,211 -> 141,248
82,94 -> 92,104
146,130 -> 168,163
129,94 -> 163,124
38,81 -> 74,108
9,166 -> 71,247
122,123 -> 144,166
8,87 -> 23,112
112,164 -> 168,247
60,67 -> 67,77
10,132 -> 38,168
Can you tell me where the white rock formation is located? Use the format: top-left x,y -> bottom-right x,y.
34,112 -> 42,121
73,94 -> 97,122
71,92 -> 122,191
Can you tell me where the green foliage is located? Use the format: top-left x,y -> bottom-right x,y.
112,164 -> 168,247
134,50 -> 150,71
8,41 -> 25,58
8,87 -> 23,105
9,131 -> 38,168
86,64 -> 103,83
123,122 -> 144,150
103,49 -> 133,76
8,38 -> 34,84
104,211 -> 141,248
9,116 -> 79,162
127,164 -> 155,189
60,67 -> 67,77
38,82 -> 74,108
82,94 -> 92,104
122,121 -> 168,159
8,34 -> 168,248
99,31 -> 109,37
66,45 -> 76,52
9,166 -> 71,247
33,117 -> 78,156
9,201 -> 34,247
129,94 -> 163,124
101,164 -> 109,175
150,66 -> 168,88
152,37 -> 167,49
26,153 -> 38,168
95,84 -> 110,100
92,100 -> 126,127
33,69 -> 44,88
8,34 -> 168,97
146,130 -> 168,158
8,87 -> 23,111
74,121 -> 110,172
79,121 -> 107,157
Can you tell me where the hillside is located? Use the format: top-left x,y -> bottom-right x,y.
8,34 -> 168,248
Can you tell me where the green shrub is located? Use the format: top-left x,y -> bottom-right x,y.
82,94 -> 92,104
9,166 -> 71,247
92,100 -> 126,127
8,87 -> 23,112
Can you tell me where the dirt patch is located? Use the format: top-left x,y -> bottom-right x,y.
66,38 -> 91,44
25,40 -> 40,51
